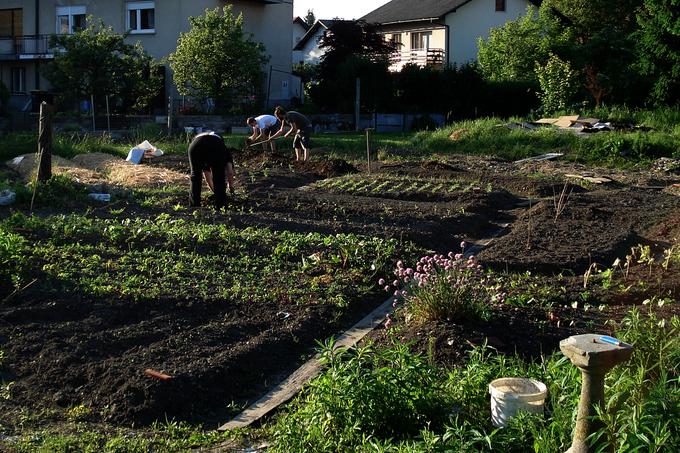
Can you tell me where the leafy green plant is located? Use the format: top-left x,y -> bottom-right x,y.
271,338 -> 450,452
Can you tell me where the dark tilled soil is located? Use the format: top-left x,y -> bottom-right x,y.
1,151 -> 679,428
0,291 -> 384,426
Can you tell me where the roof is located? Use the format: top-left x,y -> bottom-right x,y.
293,16 -> 310,31
293,19 -> 341,51
361,0 -> 542,24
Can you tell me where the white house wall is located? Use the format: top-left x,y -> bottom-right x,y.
295,28 -> 326,65
445,0 -> 532,66
12,0 -> 295,104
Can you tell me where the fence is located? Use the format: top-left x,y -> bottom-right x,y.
1,112 -> 446,134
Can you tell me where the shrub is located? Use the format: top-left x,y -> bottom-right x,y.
536,53 -> 579,113
381,248 -> 501,323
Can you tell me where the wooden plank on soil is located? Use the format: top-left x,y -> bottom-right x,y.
218,297 -> 396,431
465,222 -> 511,256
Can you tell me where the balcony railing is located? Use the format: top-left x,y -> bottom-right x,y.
0,35 -> 54,60
389,48 -> 445,71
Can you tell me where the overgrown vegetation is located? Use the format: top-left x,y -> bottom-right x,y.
270,308 -> 679,452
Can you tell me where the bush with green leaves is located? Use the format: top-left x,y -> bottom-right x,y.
536,53 -> 579,113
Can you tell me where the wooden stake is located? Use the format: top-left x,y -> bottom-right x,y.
37,101 -> 52,182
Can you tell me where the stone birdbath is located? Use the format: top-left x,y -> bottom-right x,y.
560,334 -> 633,453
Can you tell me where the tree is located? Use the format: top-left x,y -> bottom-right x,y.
304,9 -> 316,27
542,0 -> 643,106
635,0 -> 680,104
44,19 -> 161,112
477,6 -> 570,84
312,21 -> 396,112
169,6 -> 268,110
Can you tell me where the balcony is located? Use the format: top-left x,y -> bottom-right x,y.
0,35 -> 54,61
389,48 -> 445,72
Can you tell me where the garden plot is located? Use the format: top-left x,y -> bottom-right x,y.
1,150 -> 679,449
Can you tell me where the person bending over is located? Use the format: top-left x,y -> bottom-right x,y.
188,132 -> 235,208
246,114 -> 280,152
268,106 -> 313,161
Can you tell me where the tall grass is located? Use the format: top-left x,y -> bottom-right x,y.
1,107 -> 677,165
270,307 -> 679,452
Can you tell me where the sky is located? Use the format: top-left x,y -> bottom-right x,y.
292,0 -> 392,20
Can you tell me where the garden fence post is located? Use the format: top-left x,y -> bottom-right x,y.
365,128 -> 373,174
37,101 -> 53,182
560,334 -> 633,453
167,96 -> 172,135
90,94 -> 96,131
105,95 -> 111,133
355,78 -> 361,132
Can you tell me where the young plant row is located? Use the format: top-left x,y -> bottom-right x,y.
310,175 -> 491,199
0,212 -> 412,306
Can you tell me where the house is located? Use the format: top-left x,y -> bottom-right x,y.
361,0 -> 540,71
292,19 -> 339,65
0,1 -> 299,111
292,15 -> 309,59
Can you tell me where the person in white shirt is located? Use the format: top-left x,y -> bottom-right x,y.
246,114 -> 280,152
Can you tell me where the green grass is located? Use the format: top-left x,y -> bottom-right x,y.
2,106 -> 678,167
8,419 -> 236,453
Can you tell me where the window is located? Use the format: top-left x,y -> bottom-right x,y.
391,33 -> 402,45
127,2 -> 155,34
0,9 -> 23,37
411,32 -> 431,51
11,67 -> 25,93
495,0 -> 506,11
56,6 -> 86,34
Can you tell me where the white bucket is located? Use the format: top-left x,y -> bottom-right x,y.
489,377 -> 547,427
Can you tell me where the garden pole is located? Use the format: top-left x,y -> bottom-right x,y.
90,94 -> 95,131
365,128 -> 373,174
167,96 -> 172,135
355,78 -> 361,132
105,95 -> 111,133
560,334 -> 633,453
36,101 -> 52,183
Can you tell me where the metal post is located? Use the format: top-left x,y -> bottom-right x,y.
365,128 -> 373,174
167,95 -> 172,134
355,78 -> 361,132
37,101 -> 52,182
105,95 -> 111,133
90,94 -> 95,131
266,65 -> 273,109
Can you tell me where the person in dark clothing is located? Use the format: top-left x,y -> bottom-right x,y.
188,132 -> 235,208
268,106 -> 313,161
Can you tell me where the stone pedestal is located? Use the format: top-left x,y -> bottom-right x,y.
560,334 -> 633,453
